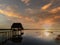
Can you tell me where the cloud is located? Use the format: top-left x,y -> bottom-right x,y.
0,8 -> 35,23
49,7 -> 60,13
0,5 -> 23,18
0,5 -> 35,24
21,0 -> 30,6
25,8 -> 40,15
24,6 -> 60,29
41,2 -> 52,10
0,0 -> 60,29
25,8 -> 35,14
54,16 -> 60,19
0,9 -> 22,18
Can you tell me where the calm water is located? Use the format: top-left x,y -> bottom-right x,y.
0,30 -> 60,45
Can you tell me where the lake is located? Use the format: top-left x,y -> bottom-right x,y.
0,30 -> 60,45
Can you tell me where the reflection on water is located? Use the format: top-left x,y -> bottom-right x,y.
0,30 -> 60,45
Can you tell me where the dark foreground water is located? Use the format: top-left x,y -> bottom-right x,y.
0,36 -> 60,45
0,30 -> 60,45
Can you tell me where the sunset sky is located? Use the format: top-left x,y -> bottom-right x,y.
0,0 -> 60,29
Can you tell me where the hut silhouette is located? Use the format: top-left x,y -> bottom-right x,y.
11,23 -> 24,35
0,23 -> 24,44
11,23 -> 24,42
11,23 -> 24,30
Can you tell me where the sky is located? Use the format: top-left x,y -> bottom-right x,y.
0,0 -> 60,29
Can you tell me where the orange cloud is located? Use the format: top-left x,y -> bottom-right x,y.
43,19 -> 53,25
42,15 -> 60,25
0,5 -> 23,18
0,9 -> 23,18
0,9 -> 35,22
49,7 -> 60,13
0,3 -> 59,29
54,16 -> 60,19
41,3 -> 52,10
0,6 -> 35,23
25,17 -> 34,22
